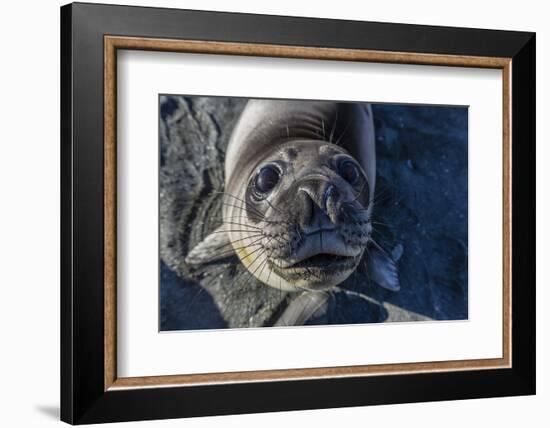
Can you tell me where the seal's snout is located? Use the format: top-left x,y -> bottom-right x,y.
296,177 -> 341,232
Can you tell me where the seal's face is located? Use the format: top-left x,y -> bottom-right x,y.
233,140 -> 372,291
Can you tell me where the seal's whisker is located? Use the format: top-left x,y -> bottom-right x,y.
369,227 -> 386,240
221,234 -> 264,247
245,232 -> 284,274
193,216 -> 265,230
219,214 -> 263,221
329,111 -> 338,143
220,204 -> 292,224
371,192 -> 393,206
265,256 -> 274,291
334,119 -> 352,146
222,187 -> 281,218
228,236 -> 264,249
221,205 -> 264,220
255,257 -> 270,294
369,186 -> 401,207
231,246 -> 267,267
219,206 -> 292,225
349,180 -> 370,204
186,234 -> 264,260
208,241 -> 265,259
372,186 -> 393,201
339,206 -> 368,225
218,190 -> 293,223
341,204 -> 366,219
220,197 -> 267,220
215,191 -> 268,218
218,200 -> 260,213
370,238 -> 393,257
219,201 -> 292,226
219,191 -> 259,210
180,284 -> 207,316
263,195 -> 284,215
218,216 -> 266,226
209,228 -> 265,234
236,247 -> 266,271
235,234 -> 275,266
277,265 -> 283,295
237,250 -> 269,290
245,257 -> 269,290
361,245 -> 375,288
219,203 -> 265,221
220,221 -> 263,230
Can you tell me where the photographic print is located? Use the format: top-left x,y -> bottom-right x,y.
159,96 -> 468,331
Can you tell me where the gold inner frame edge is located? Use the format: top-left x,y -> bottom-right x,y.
103,36 -> 512,391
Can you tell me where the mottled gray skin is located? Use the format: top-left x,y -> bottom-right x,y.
187,99 -> 399,296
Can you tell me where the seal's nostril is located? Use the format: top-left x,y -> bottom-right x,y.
324,185 -> 341,224
323,184 -> 334,211
297,190 -> 314,229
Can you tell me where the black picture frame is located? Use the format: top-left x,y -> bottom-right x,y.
61,2 -> 535,424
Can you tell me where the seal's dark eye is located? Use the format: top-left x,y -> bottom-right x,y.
255,165 -> 280,194
339,160 -> 360,185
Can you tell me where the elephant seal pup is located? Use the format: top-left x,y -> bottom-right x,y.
186,99 -> 399,322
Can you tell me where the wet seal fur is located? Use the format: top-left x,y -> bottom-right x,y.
186,99 -> 400,325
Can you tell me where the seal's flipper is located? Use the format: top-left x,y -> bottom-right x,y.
185,226 -> 233,266
367,244 -> 401,291
274,292 -> 329,326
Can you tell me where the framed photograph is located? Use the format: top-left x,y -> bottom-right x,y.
60,2 -> 535,424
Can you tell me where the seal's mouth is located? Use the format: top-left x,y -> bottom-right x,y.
268,251 -> 361,286
268,229 -> 362,268
262,228 -> 366,289
284,252 -> 357,270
